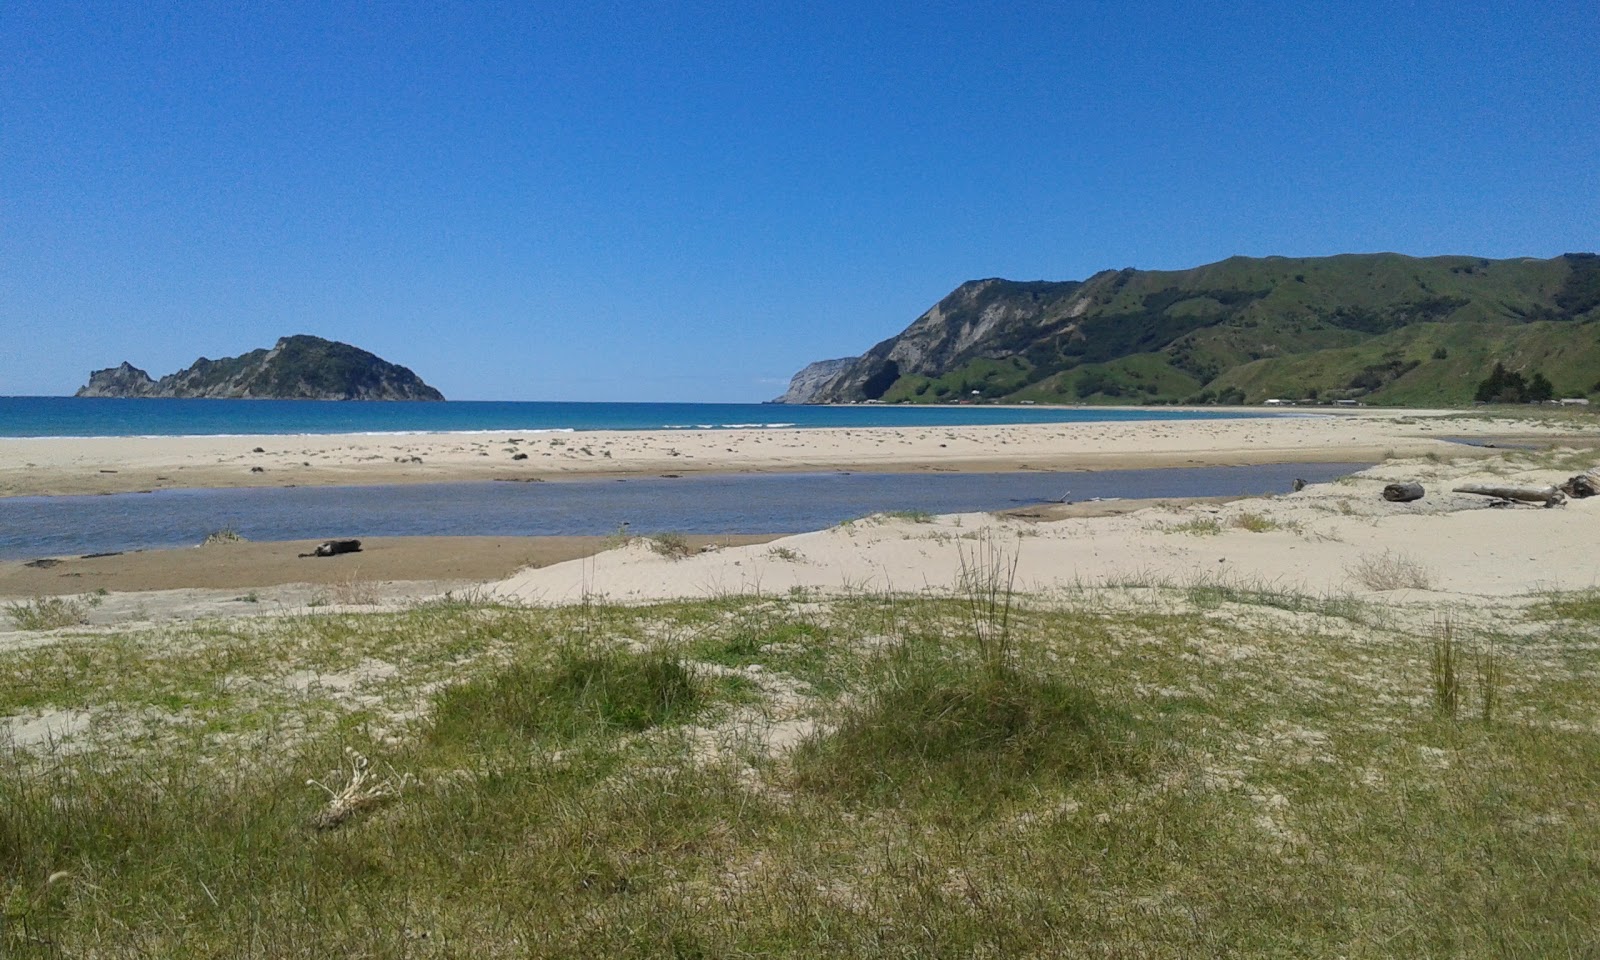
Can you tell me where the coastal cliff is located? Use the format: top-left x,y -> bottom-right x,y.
772,358 -> 855,404
77,335 -> 445,401
776,252 -> 1600,406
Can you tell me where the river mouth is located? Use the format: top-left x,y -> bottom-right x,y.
0,462 -> 1369,561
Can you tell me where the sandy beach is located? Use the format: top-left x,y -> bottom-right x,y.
490,449 -> 1600,606
2,408 -> 1593,499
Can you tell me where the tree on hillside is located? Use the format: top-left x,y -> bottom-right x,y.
1528,372 -> 1554,403
1475,362 -> 1555,403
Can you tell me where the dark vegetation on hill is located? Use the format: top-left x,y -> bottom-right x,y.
76,335 -> 445,401
777,253 -> 1600,406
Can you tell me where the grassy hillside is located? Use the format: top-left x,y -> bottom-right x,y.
811,253 -> 1600,406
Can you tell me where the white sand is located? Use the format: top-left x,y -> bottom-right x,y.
2,408 -> 1583,498
494,453 -> 1600,606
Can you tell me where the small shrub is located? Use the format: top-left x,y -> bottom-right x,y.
1168,517 -> 1223,536
200,527 -> 246,546
5,596 -> 91,630
767,546 -> 803,562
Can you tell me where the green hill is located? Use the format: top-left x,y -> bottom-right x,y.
777,253 -> 1600,405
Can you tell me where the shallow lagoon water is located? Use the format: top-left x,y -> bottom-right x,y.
0,462 -> 1365,560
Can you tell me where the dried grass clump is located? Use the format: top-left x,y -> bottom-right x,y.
1346,550 -> 1434,591
306,749 -> 414,830
200,528 -> 247,546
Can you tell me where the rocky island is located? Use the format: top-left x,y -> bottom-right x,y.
76,335 -> 445,401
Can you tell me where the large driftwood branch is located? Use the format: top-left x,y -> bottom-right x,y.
1453,483 -> 1565,507
1382,482 -> 1424,502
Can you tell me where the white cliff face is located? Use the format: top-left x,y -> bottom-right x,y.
771,357 -> 858,404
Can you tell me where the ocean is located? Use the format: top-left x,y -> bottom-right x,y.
0,396 -> 1271,439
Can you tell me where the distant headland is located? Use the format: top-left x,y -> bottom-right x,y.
775,252 -> 1600,406
76,335 -> 445,401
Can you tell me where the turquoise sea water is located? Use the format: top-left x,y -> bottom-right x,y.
0,397 -> 1268,438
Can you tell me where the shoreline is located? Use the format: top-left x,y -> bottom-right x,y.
4,410 -> 1593,499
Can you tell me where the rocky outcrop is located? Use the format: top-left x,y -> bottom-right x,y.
76,336 -> 445,401
77,362 -> 162,398
770,357 -> 856,404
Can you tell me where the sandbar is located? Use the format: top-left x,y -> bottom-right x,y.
3,408 -> 1594,499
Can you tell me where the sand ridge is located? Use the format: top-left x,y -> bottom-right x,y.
2,408 -> 1583,499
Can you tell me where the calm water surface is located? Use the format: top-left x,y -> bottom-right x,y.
0,463 -> 1365,560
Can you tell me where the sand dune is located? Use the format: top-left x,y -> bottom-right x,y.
493,453 -> 1600,607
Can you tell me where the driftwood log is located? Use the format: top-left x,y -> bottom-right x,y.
1382,482 -> 1425,502
1560,473 -> 1600,499
1452,483 -> 1565,507
300,539 -> 363,558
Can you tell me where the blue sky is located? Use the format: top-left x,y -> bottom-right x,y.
3,1 -> 1596,401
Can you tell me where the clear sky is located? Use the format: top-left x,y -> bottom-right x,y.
3,1 -> 1596,401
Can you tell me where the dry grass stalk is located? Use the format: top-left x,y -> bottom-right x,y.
306,749 -> 414,830
1346,550 -> 1434,591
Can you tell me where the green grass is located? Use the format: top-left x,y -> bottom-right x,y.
1167,516 -> 1223,535
2,586 -> 1597,956
881,509 -> 935,523
1232,510 -> 1281,532
430,645 -> 706,748
1527,587 -> 1600,622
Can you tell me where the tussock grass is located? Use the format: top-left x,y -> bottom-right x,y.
1232,510 -> 1282,532
199,527 -> 246,545
431,645 -> 705,747
793,648 -> 1139,811
645,531 -> 694,559
1167,516 -> 1223,535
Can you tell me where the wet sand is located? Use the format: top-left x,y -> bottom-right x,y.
0,534 -> 782,597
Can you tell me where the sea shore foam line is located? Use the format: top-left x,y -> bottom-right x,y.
5,423 -> 824,440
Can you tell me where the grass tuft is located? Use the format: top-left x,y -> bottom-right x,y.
430,646 -> 705,747
645,532 -> 695,560
4,596 -> 91,630
794,649 -> 1136,810
1346,549 -> 1434,590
